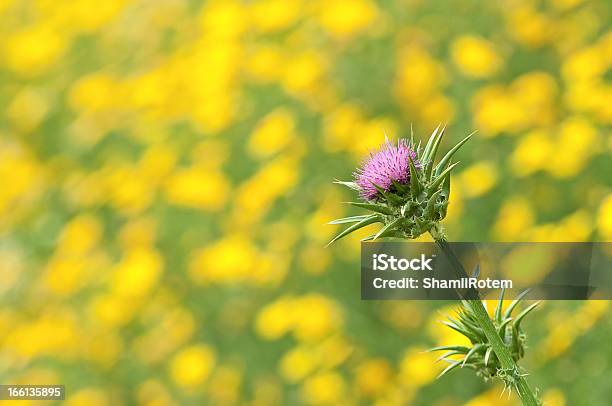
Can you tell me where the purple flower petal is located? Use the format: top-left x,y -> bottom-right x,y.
354,139 -> 419,201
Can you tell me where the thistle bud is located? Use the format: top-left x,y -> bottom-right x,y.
430,288 -> 539,388
329,125 -> 472,243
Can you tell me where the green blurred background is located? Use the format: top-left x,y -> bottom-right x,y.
0,0 -> 611,405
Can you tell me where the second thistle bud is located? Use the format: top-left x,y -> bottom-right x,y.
429,288 -> 539,387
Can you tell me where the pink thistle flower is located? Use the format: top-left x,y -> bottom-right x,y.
354,139 -> 419,201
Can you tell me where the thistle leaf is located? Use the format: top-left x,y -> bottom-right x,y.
442,321 -> 479,343
437,360 -> 462,379
434,132 -> 473,176
442,171 -> 451,197
484,346 -> 493,366
347,201 -> 393,215
428,345 -> 470,353
424,125 -> 446,180
428,124 -> 446,163
425,189 -> 442,219
430,162 -> 460,191
495,287 -> 506,323
327,215 -> 381,246
497,317 -> 513,338
373,217 -> 402,240
436,351 -> 465,362
513,302 -> 539,330
328,215 -> 371,225
391,179 -> 409,194
333,180 -> 360,191
511,323 -> 521,356
401,201 -> 413,216
422,124 -> 441,162
372,183 -> 403,206
503,289 -> 531,319
462,343 -> 486,367
408,155 -> 422,197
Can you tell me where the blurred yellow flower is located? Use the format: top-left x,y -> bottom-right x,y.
170,344 -> 216,388
562,46 -> 607,83
293,295 -> 343,342
65,388 -> 109,406
233,157 -> 300,225
3,26 -> 65,75
323,104 -> 365,152
355,358 -> 393,398
246,45 -> 285,83
553,210 -> 592,241
190,235 -> 256,284
511,129 -> 553,176
395,46 -> 447,102
279,345 -> 319,383
506,5 -> 554,48
249,108 -> 296,158
317,335 -> 353,369
255,297 -> 296,340
301,371 -> 346,405
107,166 -> 155,215
5,311 -> 79,358
541,388 -> 567,406
451,35 -> 503,78
464,386 -> 516,406
317,0 -> 378,40
7,87 -> 49,133
112,248 -> 163,297
250,0 -> 302,33
299,244 -> 331,274
207,365 -> 242,404
597,194 -> 612,240
45,257 -> 87,296
0,141 -> 44,224
512,71 -> 557,126
282,50 -> 327,95
137,379 -> 175,406
419,94 -> 456,126
493,197 -> 535,241
69,73 -> 121,112
254,294 -> 342,343
458,161 -> 498,198
200,0 -> 247,40
444,180 -> 464,224
398,347 -> 441,387
548,117 -> 598,178
165,168 -> 230,211
472,85 -> 526,136
90,294 -> 136,326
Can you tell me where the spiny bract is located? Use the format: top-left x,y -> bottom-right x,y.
329,125 -> 472,243
430,288 -> 539,384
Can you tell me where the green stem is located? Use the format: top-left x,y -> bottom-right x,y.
430,230 -> 540,406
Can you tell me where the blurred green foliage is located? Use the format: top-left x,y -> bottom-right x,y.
0,0 -> 611,405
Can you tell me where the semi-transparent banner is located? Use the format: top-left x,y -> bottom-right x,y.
361,242 -> 612,300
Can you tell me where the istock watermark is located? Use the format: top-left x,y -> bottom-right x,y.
372,276 -> 513,290
371,253 -> 435,271
361,242 -> 611,301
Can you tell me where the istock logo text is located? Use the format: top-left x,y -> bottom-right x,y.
372,254 -> 435,271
